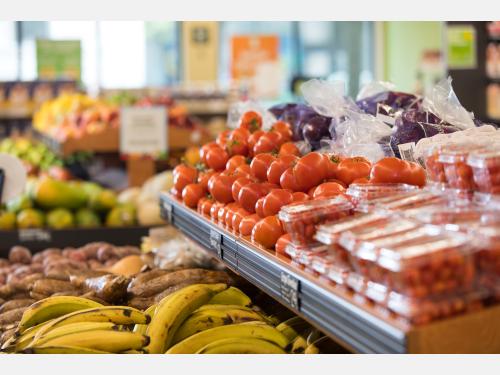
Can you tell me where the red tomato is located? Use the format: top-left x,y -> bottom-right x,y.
250,153 -> 276,181
323,154 -> 342,180
253,132 -> 280,155
293,152 -> 328,191
231,127 -> 251,142
205,147 -> 229,171
232,176 -> 254,203
275,233 -> 292,256
280,167 -> 304,192
255,196 -> 266,218
226,155 -> 247,172
216,130 -> 231,148
271,121 -> 293,141
226,137 -> 249,157
210,202 -> 225,221
234,163 -> 252,178
251,216 -> 284,249
232,207 -> 250,233
182,183 -> 205,208
262,189 -> 293,217
292,192 -> 310,203
370,157 -> 411,184
325,178 -> 348,188
267,154 -> 299,185
239,214 -> 260,236
218,205 -> 229,225
224,203 -> 239,229
199,142 -> 219,165
352,177 -> 370,184
197,169 -> 217,192
173,165 -> 198,192
279,142 -> 301,157
247,130 -> 266,157
405,161 -> 427,187
197,197 -> 207,213
209,174 -> 237,204
200,198 -> 214,216
170,187 -> 182,199
336,157 -> 372,186
238,183 -> 269,213
308,186 -> 317,198
239,111 -> 262,133
313,182 -> 346,199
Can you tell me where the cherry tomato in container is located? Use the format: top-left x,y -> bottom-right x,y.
292,192 -> 310,203
294,152 -> 328,191
216,130 -> 231,148
226,155 -> 247,172
271,121 -> 293,141
275,233 -> 292,256
248,130 -> 266,157
232,207 -> 251,233
209,174 -> 237,204
173,165 -> 198,192
370,157 -> 411,184
239,214 -> 261,236
262,189 -> 294,217
234,164 -> 252,178
280,167 -> 304,192
182,183 -> 205,208
200,142 -> 219,166
239,111 -> 262,133
251,216 -> 284,249
250,153 -> 276,181
336,157 -> 371,186
205,146 -> 229,171
210,202 -> 225,221
279,142 -> 301,157
267,154 -> 299,185
313,182 -> 346,199
232,176 -> 254,203
238,183 -> 269,213
197,169 -> 217,192
255,196 -> 266,218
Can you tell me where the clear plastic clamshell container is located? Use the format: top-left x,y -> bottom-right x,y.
471,225 -> 500,296
285,242 -> 329,268
356,190 -> 444,214
309,251 -> 351,285
467,148 -> 500,195
423,144 -> 448,184
279,196 -> 354,246
346,183 -> 419,207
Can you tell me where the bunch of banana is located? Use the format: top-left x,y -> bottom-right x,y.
2,295 -> 150,354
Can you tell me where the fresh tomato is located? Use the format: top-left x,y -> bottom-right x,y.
232,176 -> 254,203
218,205 -> 229,225
323,154 -> 342,180
280,167 -> 304,192
197,197 -> 207,213
226,155 -> 247,172
292,192 -> 310,202
293,152 -> 328,191
200,198 -> 214,216
231,127 -> 251,142
205,146 -> 229,171
182,183 -> 205,208
271,121 -> 293,141
351,177 -> 370,184
370,157 -> 411,184
247,130 -> 266,157
275,233 -> 292,256
308,186 -> 317,198
250,153 -> 276,181
197,169 -> 217,192
255,196 -> 266,218
253,132 -> 282,155
336,157 -> 372,186
239,111 -> 262,133
267,154 -> 299,185
216,130 -> 231,148
239,214 -> 260,236
325,178 -> 347,188
238,183 -> 269,213
251,216 -> 284,249
170,187 -> 182,199
209,174 -> 237,204
224,203 -> 239,229
173,164 -> 198,192
262,189 -> 293,217
199,142 -> 219,166
226,134 -> 249,156
234,163 -> 252,178
210,202 -> 225,221
405,161 -> 427,187
232,207 -> 250,233
313,182 -> 346,199
279,142 -> 301,157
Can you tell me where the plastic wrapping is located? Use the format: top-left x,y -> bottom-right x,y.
467,147 -> 500,194
471,226 -> 500,295
346,183 -> 419,207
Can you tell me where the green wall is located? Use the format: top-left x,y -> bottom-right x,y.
383,21 -> 444,92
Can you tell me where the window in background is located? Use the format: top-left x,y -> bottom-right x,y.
0,22 -> 18,81
145,22 -> 179,86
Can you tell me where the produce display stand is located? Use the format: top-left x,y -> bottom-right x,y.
0,226 -> 154,255
160,192 -> 500,354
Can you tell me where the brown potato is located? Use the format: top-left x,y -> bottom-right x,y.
8,246 -> 32,265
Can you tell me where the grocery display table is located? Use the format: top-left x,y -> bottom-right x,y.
159,192 -> 500,354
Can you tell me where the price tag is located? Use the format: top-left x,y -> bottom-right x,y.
162,201 -> 173,223
209,229 -> 222,258
280,272 -> 300,310
18,229 -> 51,242
120,107 -> 167,156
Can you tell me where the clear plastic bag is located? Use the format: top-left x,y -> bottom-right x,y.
227,100 -> 276,130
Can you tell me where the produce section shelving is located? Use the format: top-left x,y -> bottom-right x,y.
159,192 -> 500,354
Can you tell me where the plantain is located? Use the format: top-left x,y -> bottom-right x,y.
207,287 -> 252,307
196,337 -> 286,354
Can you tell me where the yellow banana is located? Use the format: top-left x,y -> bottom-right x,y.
291,334 -> 308,354
33,306 -> 149,341
276,316 -> 310,343
172,306 -> 266,344
2,319 -> 55,352
207,287 -> 252,307
166,321 -> 289,354
24,346 -> 110,354
133,304 -> 157,335
196,338 -> 286,354
35,329 -> 149,353
29,322 -> 118,348
146,283 -> 227,354
121,349 -> 145,354
18,296 -> 103,333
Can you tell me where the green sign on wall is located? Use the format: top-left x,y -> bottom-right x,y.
447,25 -> 477,69
36,40 -> 81,81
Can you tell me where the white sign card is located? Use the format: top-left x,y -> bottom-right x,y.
120,107 -> 168,156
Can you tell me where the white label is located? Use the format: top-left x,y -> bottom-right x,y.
398,142 -> 417,163
18,229 -> 51,242
120,107 -> 167,156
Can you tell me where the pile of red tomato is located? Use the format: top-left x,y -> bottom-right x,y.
171,111 -> 427,251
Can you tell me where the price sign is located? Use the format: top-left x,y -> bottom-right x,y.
280,272 -> 300,310
120,107 -> 167,156
209,229 -> 222,259
18,229 -> 52,243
